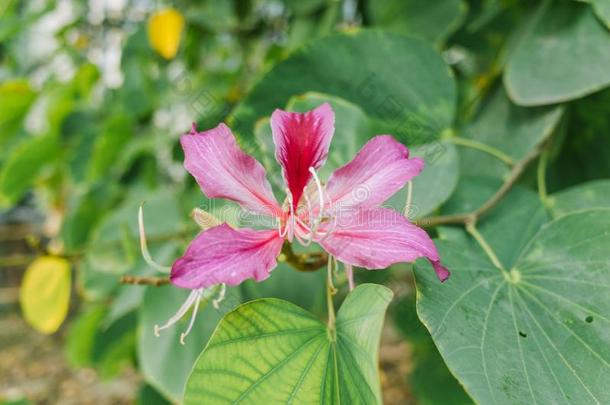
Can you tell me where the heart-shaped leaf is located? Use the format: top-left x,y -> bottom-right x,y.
184,284 -> 392,404
416,207 -> 610,404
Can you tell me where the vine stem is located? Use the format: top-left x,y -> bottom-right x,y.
417,144 -> 543,228
465,221 -> 505,272
446,136 -> 514,167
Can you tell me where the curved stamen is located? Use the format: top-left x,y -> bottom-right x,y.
139,204 -> 171,273
180,288 -> 204,345
154,288 -> 202,337
308,167 -> 325,223
212,283 -> 226,309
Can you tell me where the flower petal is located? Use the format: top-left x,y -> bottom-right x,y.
324,135 -> 423,210
271,103 -> 334,209
170,224 -> 284,289
317,207 -> 449,282
181,123 -> 281,217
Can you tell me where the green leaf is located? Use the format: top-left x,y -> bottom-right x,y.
0,134 -> 58,206
387,141 -> 459,218
592,0 -> 610,28
367,0 -> 467,44
19,256 -> 71,334
241,262 -> 326,314
184,284 -> 392,404
416,208 -> 610,404
66,306 -> 106,368
505,0 -> 610,106
85,190 -> 186,276
138,286 -> 242,402
392,294 -> 473,405
87,113 -> 134,182
0,80 -> 36,149
548,179 -> 610,218
231,30 -> 455,150
458,86 -> 563,178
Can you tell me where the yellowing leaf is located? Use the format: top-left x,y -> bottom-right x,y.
20,256 -> 71,334
147,8 -> 185,59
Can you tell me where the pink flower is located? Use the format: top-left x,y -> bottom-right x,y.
155,103 -> 449,342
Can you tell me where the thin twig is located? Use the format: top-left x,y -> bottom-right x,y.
417,145 -> 543,228
120,275 -> 170,286
446,136 -> 514,166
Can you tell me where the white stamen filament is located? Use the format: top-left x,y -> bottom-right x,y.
154,288 -> 202,337
180,289 -> 204,345
139,204 -> 171,273
212,283 -> 226,309
308,167 -> 325,227
403,181 -> 413,218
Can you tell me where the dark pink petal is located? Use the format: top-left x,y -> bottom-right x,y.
271,103 -> 334,209
181,123 -> 281,217
324,135 -> 423,210
170,224 -> 284,289
317,207 -> 449,282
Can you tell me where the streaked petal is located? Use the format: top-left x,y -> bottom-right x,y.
181,123 -> 281,217
324,135 -> 423,210
170,224 -> 284,289
317,207 -> 449,281
271,103 -> 334,209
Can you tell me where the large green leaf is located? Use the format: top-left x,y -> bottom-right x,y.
505,0 -> 610,106
548,179 -> 610,218
458,86 -> 563,178
367,0 -> 467,44
416,208 -> 610,404
139,286 -> 242,402
184,284 -> 392,404
231,30 -> 456,150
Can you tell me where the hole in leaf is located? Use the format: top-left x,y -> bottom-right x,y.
585,316 -> 593,323
518,331 -> 527,338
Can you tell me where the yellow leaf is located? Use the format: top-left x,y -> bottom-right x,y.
20,256 -> 71,334
147,8 -> 185,59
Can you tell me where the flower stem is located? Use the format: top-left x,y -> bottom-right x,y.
537,149 -> 549,207
326,255 -> 336,336
465,222 -> 505,272
446,136 -> 514,166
